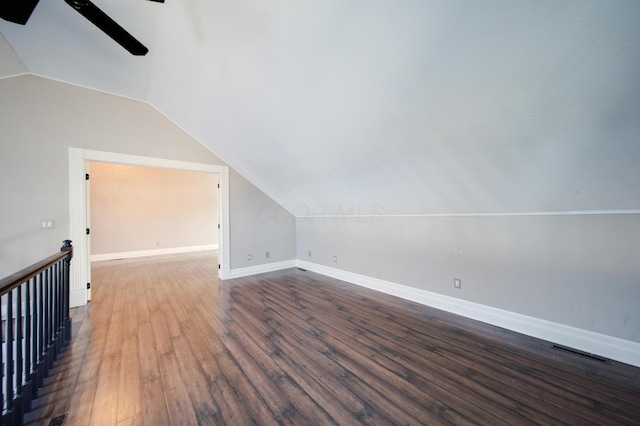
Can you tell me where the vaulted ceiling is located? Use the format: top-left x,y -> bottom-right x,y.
2,1 -> 639,215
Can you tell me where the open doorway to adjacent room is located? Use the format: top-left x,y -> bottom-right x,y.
68,148 -> 230,307
87,162 -> 219,295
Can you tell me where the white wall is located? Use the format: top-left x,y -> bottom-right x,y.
89,162 -> 219,257
0,74 -> 295,279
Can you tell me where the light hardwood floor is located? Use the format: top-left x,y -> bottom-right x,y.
24,251 -> 640,425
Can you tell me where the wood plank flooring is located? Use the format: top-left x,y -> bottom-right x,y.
23,251 -> 640,425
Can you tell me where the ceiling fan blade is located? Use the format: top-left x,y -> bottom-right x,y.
0,0 -> 40,24
64,0 -> 148,56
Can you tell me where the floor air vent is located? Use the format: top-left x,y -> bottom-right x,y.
551,344 -> 611,365
49,414 -> 67,425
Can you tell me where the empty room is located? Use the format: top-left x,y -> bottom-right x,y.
1,1 -> 639,425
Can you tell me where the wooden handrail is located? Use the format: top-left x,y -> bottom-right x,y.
0,240 -> 73,296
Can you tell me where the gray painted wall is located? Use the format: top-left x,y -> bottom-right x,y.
0,74 -> 294,277
1,73 -> 636,350
296,213 -> 640,343
230,169 -> 296,269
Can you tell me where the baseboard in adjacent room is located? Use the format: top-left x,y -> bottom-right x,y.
91,244 -> 218,262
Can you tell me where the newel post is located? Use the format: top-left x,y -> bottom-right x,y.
61,240 -> 73,343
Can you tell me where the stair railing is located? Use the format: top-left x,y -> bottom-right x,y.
0,240 -> 73,426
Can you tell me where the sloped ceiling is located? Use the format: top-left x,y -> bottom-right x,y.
2,1 -> 639,215
0,30 -> 26,76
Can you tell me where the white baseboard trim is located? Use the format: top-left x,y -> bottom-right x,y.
220,260 -> 297,280
91,244 -> 218,262
296,260 -> 640,368
70,288 -> 88,308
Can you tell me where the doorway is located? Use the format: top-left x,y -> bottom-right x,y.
69,148 -> 230,307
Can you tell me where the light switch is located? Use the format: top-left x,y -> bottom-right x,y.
40,219 -> 55,230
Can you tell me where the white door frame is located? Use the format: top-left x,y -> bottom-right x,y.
68,147 -> 230,308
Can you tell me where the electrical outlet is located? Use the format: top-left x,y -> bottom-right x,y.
333,256 -> 337,262
454,278 -> 462,289
248,254 -> 252,261
266,251 -> 270,259
308,250 -> 312,257
156,241 -> 161,246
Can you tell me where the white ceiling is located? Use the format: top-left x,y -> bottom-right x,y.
2,0 -> 640,215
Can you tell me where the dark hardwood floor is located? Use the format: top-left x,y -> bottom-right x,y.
23,251 -> 640,425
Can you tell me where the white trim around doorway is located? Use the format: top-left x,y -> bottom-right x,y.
68,147 -> 230,308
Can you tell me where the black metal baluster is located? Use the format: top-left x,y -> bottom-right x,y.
56,261 -> 62,355
50,264 -> 56,364
32,273 -> 40,396
37,271 -> 45,388
45,266 -> 52,371
1,297 -> 5,418
52,262 -> 59,358
57,261 -> 62,349
48,267 -> 53,369
14,285 -> 24,421
49,264 -> 55,360
53,263 -> 58,359
5,290 -> 14,423
24,278 -> 33,412
62,240 -> 72,343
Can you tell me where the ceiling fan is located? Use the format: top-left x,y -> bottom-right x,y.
0,0 -> 162,56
